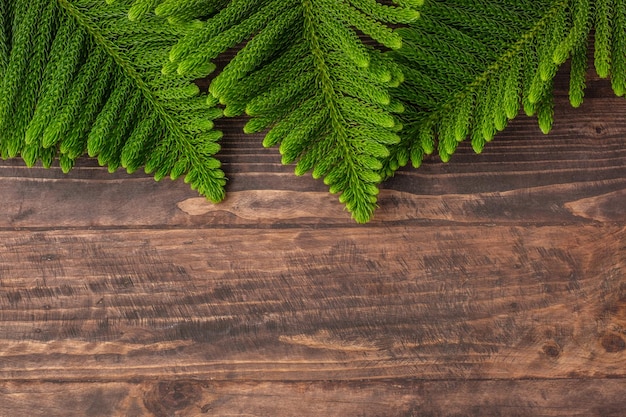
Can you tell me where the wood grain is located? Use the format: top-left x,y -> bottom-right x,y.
1,379 -> 626,417
0,225 -> 624,381
1,61 -> 625,414
1,80 -> 625,228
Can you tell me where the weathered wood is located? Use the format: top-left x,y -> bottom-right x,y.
0,225 -> 624,380
0,76 -> 625,228
1,379 -> 625,417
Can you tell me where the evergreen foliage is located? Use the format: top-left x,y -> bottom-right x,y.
0,0 -> 225,202
129,0 -> 421,223
1,0 -> 625,223
384,0 -> 623,178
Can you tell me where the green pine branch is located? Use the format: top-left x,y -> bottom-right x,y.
128,0 -> 421,223
383,0 -> 623,179
0,0 -> 226,202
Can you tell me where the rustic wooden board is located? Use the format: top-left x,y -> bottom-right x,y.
0,65 -> 625,414
0,225 -> 624,382
0,78 -> 625,228
1,380 -> 626,417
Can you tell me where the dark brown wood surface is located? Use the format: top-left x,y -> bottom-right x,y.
1,66 -> 626,415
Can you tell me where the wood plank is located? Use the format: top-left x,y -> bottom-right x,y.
1,226 -> 624,381
1,379 -> 625,417
0,78 -> 624,227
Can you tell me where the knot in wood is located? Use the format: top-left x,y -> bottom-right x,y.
601,333 -> 626,353
542,341 -> 561,358
144,380 -> 202,417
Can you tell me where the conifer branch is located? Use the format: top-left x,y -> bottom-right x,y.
0,0 -> 226,202
383,0 -> 625,183
141,0 -> 420,223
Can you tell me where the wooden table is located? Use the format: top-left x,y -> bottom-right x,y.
1,66 -> 625,416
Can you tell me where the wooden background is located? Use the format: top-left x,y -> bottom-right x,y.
1,63 -> 625,416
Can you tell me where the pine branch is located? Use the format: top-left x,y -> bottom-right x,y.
132,0 -> 420,223
0,0 -> 226,203
382,0 -> 603,178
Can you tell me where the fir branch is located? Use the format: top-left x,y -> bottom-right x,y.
140,0 -> 420,223
0,0 -> 226,202
383,0 -> 602,178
